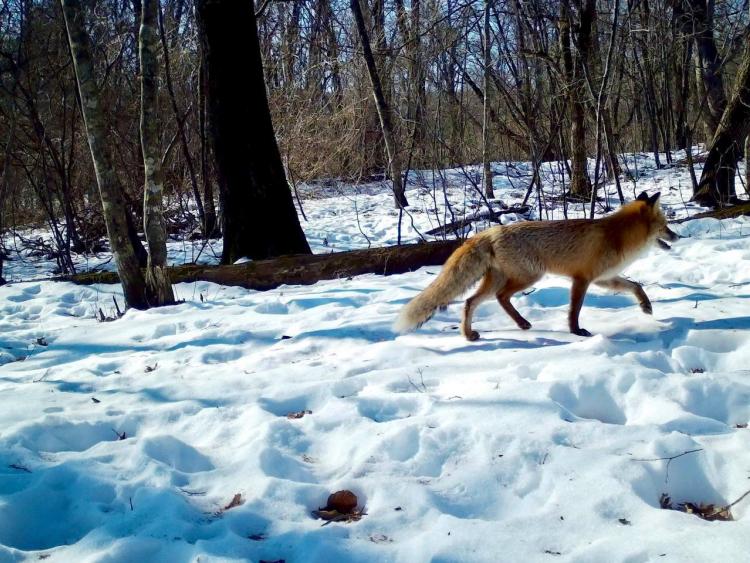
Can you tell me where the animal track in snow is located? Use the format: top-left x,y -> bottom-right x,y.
15,419 -> 120,453
549,379 -> 627,425
382,425 -> 421,462
259,447 -> 315,483
356,396 -> 424,423
0,463 -> 116,550
142,436 -> 214,473
200,347 -> 243,364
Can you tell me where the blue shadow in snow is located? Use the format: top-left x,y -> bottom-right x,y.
610,315 -> 750,348
17,332 -> 278,371
417,333 -> 570,355
523,286 -> 634,309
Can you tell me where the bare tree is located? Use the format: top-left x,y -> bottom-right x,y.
350,0 -> 409,208
60,0 -> 148,309
140,0 -> 175,305
559,0 -> 592,199
694,35 -> 750,206
481,0 -> 494,199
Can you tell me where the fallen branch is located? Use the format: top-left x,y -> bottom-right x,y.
424,205 -> 530,237
631,448 -> 703,484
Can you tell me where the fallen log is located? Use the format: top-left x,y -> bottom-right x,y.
57,200 -> 750,292
65,239 -> 462,291
672,202 -> 750,223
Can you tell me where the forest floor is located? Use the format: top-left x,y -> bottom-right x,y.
2,153 -> 750,562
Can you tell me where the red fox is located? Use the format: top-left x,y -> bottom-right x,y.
395,192 -> 679,339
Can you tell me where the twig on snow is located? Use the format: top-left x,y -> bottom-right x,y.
631,448 -> 703,484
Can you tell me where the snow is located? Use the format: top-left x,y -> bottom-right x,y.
2,154 -> 750,561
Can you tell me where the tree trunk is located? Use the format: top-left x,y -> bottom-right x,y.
0,113 -> 15,285
61,0 -> 149,309
307,0 -> 328,99
140,0 -> 175,306
351,0 -> 409,208
407,0 -> 425,149
686,0 -> 726,137
693,37 -> 750,206
0,11 -> 22,285
481,0 -> 494,199
198,51 -> 218,237
633,0 -> 661,167
158,3 -> 207,236
560,0 -> 591,199
282,0 -> 303,84
194,0 -> 311,264
674,32 -> 693,150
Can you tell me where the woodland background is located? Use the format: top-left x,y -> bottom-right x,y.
2,0 -> 750,302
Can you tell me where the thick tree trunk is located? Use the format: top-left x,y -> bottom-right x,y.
68,240 -> 462,291
126,212 -> 149,267
560,0 -> 591,199
686,0 -> 726,136
693,38 -> 750,206
195,0 -> 311,264
351,0 -> 409,208
61,0 -> 149,309
140,0 -> 175,306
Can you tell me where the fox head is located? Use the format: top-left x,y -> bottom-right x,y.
636,191 -> 680,250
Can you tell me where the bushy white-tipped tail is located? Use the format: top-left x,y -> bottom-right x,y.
393,303 -> 424,333
393,237 -> 491,333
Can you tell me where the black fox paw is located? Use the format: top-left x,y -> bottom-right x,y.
465,330 -> 480,341
572,328 -> 592,337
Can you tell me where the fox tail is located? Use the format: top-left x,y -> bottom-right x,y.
394,236 -> 492,333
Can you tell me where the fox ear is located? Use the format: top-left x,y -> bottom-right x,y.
636,192 -> 649,202
647,192 -> 661,206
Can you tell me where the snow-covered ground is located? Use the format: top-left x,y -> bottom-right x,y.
2,154 -> 750,562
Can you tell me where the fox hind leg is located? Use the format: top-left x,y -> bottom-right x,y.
461,271 -> 500,341
496,276 -> 538,330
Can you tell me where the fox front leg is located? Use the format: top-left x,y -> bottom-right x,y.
595,276 -> 652,315
569,277 -> 592,337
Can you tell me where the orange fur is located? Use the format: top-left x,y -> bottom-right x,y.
394,193 -> 677,339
